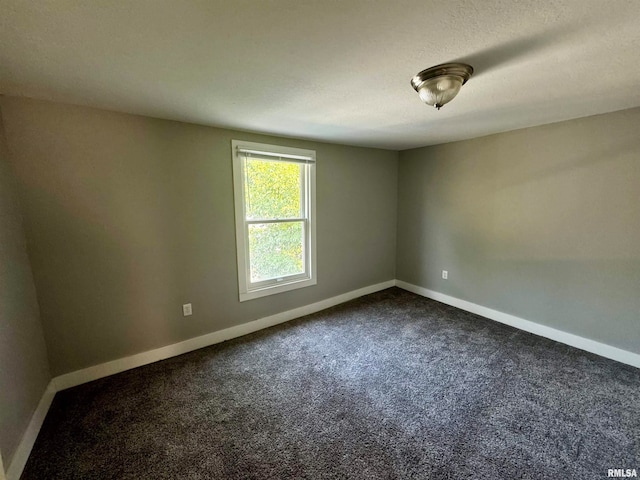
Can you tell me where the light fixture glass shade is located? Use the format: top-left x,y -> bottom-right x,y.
417,75 -> 463,109
411,63 -> 473,110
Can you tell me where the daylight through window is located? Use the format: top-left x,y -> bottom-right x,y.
232,140 -> 316,301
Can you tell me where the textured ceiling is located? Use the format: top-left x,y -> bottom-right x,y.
1,0 -> 639,150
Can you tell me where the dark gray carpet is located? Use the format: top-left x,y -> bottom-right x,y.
22,288 -> 640,479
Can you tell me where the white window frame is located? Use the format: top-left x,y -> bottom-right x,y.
232,140 -> 317,301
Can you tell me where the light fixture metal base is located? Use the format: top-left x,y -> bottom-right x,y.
411,63 -> 474,91
411,62 -> 474,109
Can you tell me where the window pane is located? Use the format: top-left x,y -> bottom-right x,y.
244,159 -> 302,220
248,222 -> 304,282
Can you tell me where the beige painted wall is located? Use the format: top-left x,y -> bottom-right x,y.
0,97 -> 398,376
397,108 -> 640,354
0,105 -> 51,469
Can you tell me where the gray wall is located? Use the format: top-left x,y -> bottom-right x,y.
2,94 -> 637,393
0,105 -> 51,469
397,108 -> 640,354
0,97 -> 398,376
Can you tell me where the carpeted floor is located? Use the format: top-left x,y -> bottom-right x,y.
22,288 -> 640,479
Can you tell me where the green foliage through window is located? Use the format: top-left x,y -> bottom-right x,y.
248,222 -> 304,281
245,160 -> 301,219
244,158 -> 305,281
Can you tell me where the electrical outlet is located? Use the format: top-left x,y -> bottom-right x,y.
442,270 -> 448,280
182,303 -> 192,316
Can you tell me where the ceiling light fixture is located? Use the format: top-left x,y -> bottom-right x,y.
411,63 -> 474,110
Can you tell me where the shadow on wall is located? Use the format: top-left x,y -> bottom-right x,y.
487,132 -> 639,262
490,132 -> 639,191
17,121 -> 185,374
425,121 -> 640,263
399,110 -> 640,352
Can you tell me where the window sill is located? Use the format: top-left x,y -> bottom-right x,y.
239,277 -> 317,302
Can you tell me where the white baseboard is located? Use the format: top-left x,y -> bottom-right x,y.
54,280 -> 396,391
7,279 -> 394,480
396,280 -> 640,369
6,381 -> 56,480
10,277 -> 638,480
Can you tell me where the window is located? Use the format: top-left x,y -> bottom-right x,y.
232,140 -> 316,301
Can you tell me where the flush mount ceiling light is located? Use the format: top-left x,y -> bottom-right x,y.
411,63 -> 474,110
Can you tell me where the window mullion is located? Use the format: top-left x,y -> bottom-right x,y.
245,218 -> 305,224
